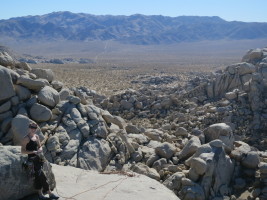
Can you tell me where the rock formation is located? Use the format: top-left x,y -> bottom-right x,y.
0,146 -> 55,200
1,47 -> 267,200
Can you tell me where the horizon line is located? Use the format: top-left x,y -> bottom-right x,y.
1,11 -> 266,23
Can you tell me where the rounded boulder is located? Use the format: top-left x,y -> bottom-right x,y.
155,142 -> 176,159
30,103 -> 52,122
38,86 -> 60,107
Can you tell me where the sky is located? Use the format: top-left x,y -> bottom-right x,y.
1,0 -> 267,22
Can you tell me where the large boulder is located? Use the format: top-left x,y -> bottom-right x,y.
11,114 -> 44,145
179,178 -> 205,200
163,172 -> 186,192
185,140 -> 234,199
38,86 -> 60,107
236,62 -> 256,75
102,110 -> 127,129
52,164 -> 180,200
0,51 -> 14,67
178,136 -> 201,160
204,123 -> 234,151
54,125 -> 70,148
0,100 -> 11,114
78,137 -> 112,171
14,85 -> 31,101
230,141 -> 251,161
0,146 -> 55,200
242,48 -> 263,63
17,76 -> 49,91
130,162 -> 160,181
59,139 -> 79,161
15,62 -> 32,71
90,119 -> 109,139
0,111 -> 13,123
0,65 -> 15,101
155,142 -> 176,159
31,68 -> 55,83
30,103 -> 52,122
241,151 -> 260,169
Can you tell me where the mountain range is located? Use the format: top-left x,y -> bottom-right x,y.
0,11 -> 267,45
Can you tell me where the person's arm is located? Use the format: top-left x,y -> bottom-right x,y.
36,135 -> 43,153
21,137 -> 37,155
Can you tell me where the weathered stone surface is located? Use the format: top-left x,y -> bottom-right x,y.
152,157 -> 167,171
1,117 -> 12,133
155,142 -> 176,159
230,141 -> 251,161
185,140 -> 234,199
102,110 -> 126,129
73,87 -> 90,105
53,164 -> 180,200
259,162 -> 267,174
144,129 -> 163,142
54,125 -> 70,147
242,48 -> 263,63
51,80 -> 64,91
0,146 -> 55,200
127,133 -> 148,144
77,120 -> 90,138
38,86 -> 60,107
204,123 -> 234,150
17,76 -> 49,91
30,103 -> 52,122
121,100 -> 133,110
11,114 -> 30,145
146,154 -> 160,167
0,51 -> 14,67
2,44 -> 267,200
86,104 -> 101,120
163,172 -> 185,192
174,127 -> 189,137
31,68 -> 54,82
0,100 -> 11,114
67,95 -> 81,104
125,124 -> 141,134
90,118 -> 109,139
179,178 -> 205,200
11,96 -> 19,106
241,151 -> 260,169
14,84 -> 31,101
235,62 -> 256,75
0,65 -> 15,101
78,137 -> 112,171
68,128 -> 82,142
46,135 -> 61,152
15,62 -> 32,71
59,88 -> 72,100
178,136 -> 201,160
60,139 -> 79,161
130,162 -> 160,181
225,91 -> 237,100
0,111 -> 13,122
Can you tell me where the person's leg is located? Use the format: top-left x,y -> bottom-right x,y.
39,170 -> 59,199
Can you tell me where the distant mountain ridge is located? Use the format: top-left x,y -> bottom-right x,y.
0,11 -> 267,45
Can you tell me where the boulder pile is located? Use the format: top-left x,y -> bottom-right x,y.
0,47 -> 267,200
0,146 -> 55,200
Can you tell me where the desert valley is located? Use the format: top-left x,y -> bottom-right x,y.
1,11 -> 267,200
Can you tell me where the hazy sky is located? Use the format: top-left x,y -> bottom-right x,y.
1,0 -> 266,22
